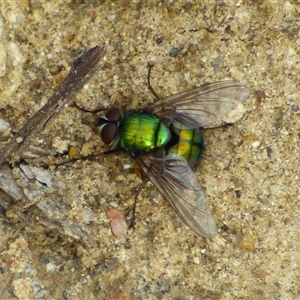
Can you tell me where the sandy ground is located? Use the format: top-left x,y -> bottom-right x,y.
0,1 -> 299,299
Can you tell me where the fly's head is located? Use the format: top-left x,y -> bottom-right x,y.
96,107 -> 123,149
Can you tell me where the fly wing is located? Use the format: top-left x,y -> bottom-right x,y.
146,81 -> 250,128
135,153 -> 217,238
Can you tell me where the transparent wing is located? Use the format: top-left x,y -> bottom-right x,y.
146,81 -> 250,128
135,153 -> 217,238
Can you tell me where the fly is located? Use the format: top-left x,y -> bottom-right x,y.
97,65 -> 250,238
0,44 -> 249,239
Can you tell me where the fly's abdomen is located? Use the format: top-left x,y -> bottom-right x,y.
120,113 -> 171,152
167,126 -> 204,167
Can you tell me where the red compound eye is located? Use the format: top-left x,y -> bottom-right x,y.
100,123 -> 117,145
105,108 -> 121,122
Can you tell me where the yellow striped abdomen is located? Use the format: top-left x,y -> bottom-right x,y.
167,126 -> 204,167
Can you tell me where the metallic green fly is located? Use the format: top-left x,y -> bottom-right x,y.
97,76 -> 250,238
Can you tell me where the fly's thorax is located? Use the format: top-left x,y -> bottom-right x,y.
120,112 -> 171,152
167,125 -> 204,168
97,107 -> 123,149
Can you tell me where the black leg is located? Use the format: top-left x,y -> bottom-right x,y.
128,177 -> 148,229
147,62 -> 160,100
71,101 -> 107,114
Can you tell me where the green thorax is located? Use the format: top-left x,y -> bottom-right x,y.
120,112 -> 171,152
167,126 -> 204,167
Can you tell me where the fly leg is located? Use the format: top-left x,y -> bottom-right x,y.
127,178 -> 149,229
53,148 -> 123,169
70,101 -> 107,114
147,62 -> 160,100
127,161 -> 151,229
